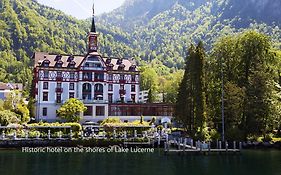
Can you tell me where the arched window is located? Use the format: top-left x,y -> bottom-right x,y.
94,84 -> 103,100
82,83 -> 92,100
94,84 -> 103,93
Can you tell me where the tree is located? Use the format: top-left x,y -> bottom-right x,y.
193,41 -> 207,137
210,30 -> 278,139
140,67 -> 158,102
57,98 -> 86,122
14,102 -> 30,123
175,44 -> 196,136
0,110 -> 19,126
27,98 -> 36,119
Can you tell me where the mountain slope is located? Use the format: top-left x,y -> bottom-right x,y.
0,0 -> 281,93
0,0 -> 137,91
97,0 -> 281,69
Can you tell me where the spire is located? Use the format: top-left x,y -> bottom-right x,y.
91,2 -> 96,33
88,1 -> 98,53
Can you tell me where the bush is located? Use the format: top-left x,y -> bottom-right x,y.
226,128 -> 244,141
0,110 -> 20,126
262,133 -> 273,142
101,117 -> 121,125
27,122 -> 82,137
210,129 -> 220,141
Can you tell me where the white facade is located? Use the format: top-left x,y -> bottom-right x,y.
34,53 -> 141,123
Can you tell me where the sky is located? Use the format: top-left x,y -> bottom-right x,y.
37,0 -> 126,19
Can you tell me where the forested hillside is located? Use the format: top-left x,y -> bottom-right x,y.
98,0 -> 281,69
0,0 -> 136,93
0,0 -> 281,95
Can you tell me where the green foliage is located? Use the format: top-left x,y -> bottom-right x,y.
209,30 -> 280,140
175,42 -> 207,137
56,98 -> 86,122
14,102 -> 30,123
28,122 -> 82,137
101,117 -> 122,125
0,110 -> 19,126
27,98 -> 36,119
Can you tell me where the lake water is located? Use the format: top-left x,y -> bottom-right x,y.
0,149 -> 280,175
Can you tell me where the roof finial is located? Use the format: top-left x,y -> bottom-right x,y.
92,1 -> 95,16
91,0 -> 96,32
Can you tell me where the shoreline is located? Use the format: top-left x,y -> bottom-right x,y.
0,139 -> 280,150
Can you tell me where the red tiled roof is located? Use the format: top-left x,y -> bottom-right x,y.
33,52 -> 138,71
0,82 -> 23,90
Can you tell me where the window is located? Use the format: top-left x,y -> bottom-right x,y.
69,92 -> 75,98
69,83 -> 74,90
120,84 -> 124,90
131,75 -> 135,82
96,106 -> 105,116
84,106 -> 93,116
43,60 -> 50,67
57,82 -> 62,88
95,73 -> 104,81
83,72 -> 92,80
120,74 -> 124,80
43,92 -> 48,101
131,85 -> 135,92
42,108 -> 47,116
131,94 -> 136,103
108,74 -> 113,81
108,94 -> 113,103
70,72 -> 75,79
56,93 -> 61,103
43,82 -> 48,89
57,71 -> 62,78
108,84 -> 113,91
44,71 -> 49,79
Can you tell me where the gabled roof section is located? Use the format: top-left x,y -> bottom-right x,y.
0,82 -> 23,91
33,52 -> 84,68
78,52 -> 106,69
103,57 -> 138,71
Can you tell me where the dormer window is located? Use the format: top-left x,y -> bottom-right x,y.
107,63 -> 114,70
55,54 -> 62,61
129,65 -> 136,71
68,61 -> 76,68
55,60 -> 63,67
67,55 -> 74,62
87,56 -> 99,61
117,58 -> 123,65
118,64 -> 125,71
106,58 -> 111,64
42,60 -> 50,67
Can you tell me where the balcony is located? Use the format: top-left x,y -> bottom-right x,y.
94,78 -> 104,82
119,89 -> 126,95
82,77 -> 92,81
119,80 -> 126,84
82,98 -> 108,104
56,77 -> 63,81
56,88 -> 63,93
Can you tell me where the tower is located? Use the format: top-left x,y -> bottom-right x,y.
88,2 -> 98,53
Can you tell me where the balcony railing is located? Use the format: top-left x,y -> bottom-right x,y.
119,80 -> 126,84
82,99 -> 108,104
119,89 -> 126,95
56,88 -> 63,93
56,77 -> 63,81
94,78 -> 104,82
82,77 -> 92,81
